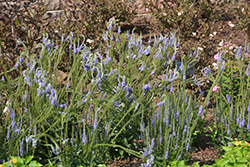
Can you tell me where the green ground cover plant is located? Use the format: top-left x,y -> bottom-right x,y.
0,0 -> 250,166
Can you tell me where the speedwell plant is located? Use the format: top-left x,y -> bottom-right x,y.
0,20 -> 220,166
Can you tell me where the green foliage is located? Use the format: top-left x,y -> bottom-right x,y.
213,139 -> 250,167
1,156 -> 42,167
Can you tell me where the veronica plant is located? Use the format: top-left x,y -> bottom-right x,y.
0,19 -> 222,166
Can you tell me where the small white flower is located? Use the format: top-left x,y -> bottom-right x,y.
3,100 -> 11,114
212,63 -> 218,69
86,39 -> 94,44
146,8 -> 148,11
192,32 -> 196,36
178,11 -> 183,16
209,31 -> 217,37
228,21 -> 235,27
163,13 -> 167,16
219,40 -> 224,47
198,47 -> 203,51
242,8 -> 244,12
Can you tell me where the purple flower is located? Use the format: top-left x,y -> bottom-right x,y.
19,57 -> 24,63
105,124 -> 109,136
172,53 -> 176,62
151,69 -> 156,75
146,155 -> 154,166
147,147 -> 153,155
70,32 -> 74,39
10,109 -> 15,119
20,138 -> 24,156
60,104 -> 67,108
151,138 -> 155,149
226,94 -> 231,104
143,83 -> 151,94
236,47 -> 242,59
93,117 -> 98,130
26,76 -> 32,86
103,36 -> 108,41
141,122 -> 145,131
84,64 -> 90,71
143,46 -> 151,56
183,74 -> 186,81
199,89 -> 204,95
177,154 -> 181,161
221,64 -> 225,71
159,135 -> 162,144
61,34 -> 65,42
132,54 -> 137,60
1,76 -> 4,81
73,47 -> 78,54
170,83 -> 174,92
69,41 -> 72,50
165,150 -> 169,160
29,120 -> 32,132
66,82 -> 70,89
7,126 -> 10,140
204,67 -> 211,74
246,66 -> 250,76
139,64 -> 145,72
24,107 -> 28,113
186,143 -> 190,151
51,97 -> 58,107
14,62 -> 19,69
126,87 -> 133,95
107,23 -> 112,30
143,151 -> 148,159
239,119 -> 245,128
51,89 -> 56,97
198,106 -> 203,116
15,128 -> 21,135
247,124 -> 250,131
58,111 -> 66,115
12,120 -> 16,129
157,101 -> 164,106
236,118 -> 240,124
82,131 -> 87,144
101,92 -> 107,100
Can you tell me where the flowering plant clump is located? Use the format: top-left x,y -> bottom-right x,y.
0,18 -> 210,166
211,41 -> 249,102
200,39 -> 250,147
